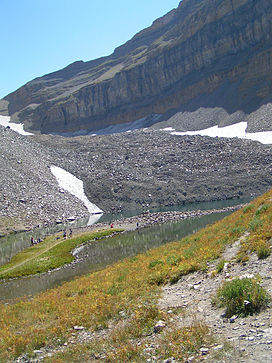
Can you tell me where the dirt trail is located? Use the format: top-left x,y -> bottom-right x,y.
158,236 -> 272,362
1,234 -> 67,274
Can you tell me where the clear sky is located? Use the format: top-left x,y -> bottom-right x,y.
0,0 -> 180,99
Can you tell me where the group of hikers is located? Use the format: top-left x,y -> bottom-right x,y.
30,236 -> 43,245
30,228 -> 73,245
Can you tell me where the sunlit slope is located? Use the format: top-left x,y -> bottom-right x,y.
0,188 -> 271,361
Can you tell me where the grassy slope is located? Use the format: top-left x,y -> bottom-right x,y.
0,229 -> 123,279
0,189 -> 271,361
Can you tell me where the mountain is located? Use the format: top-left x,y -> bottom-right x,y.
2,0 -> 272,134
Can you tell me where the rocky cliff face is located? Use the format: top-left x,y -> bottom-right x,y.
3,0 -> 272,134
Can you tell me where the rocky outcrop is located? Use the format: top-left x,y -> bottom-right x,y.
3,0 -> 272,134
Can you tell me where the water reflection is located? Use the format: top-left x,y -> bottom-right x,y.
0,216 -> 102,266
87,213 -> 103,226
98,196 -> 250,223
0,198 -> 250,267
0,212 -> 229,301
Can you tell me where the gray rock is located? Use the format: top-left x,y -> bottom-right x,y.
154,320 -> 166,333
73,325 -> 84,331
200,347 -> 209,355
229,315 -> 238,323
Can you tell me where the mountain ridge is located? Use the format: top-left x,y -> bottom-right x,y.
3,0 -> 272,134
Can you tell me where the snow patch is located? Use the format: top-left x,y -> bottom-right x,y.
168,122 -> 272,144
0,115 -> 34,136
244,130 -> 272,144
50,166 -> 103,225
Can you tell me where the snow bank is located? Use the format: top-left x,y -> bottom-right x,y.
244,130 -> 272,144
50,166 -> 103,224
168,122 -> 272,144
0,115 -> 34,136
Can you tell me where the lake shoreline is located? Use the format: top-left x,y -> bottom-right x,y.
73,203 -> 245,236
0,204 -> 245,301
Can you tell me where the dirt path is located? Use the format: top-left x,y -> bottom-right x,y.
158,236 -> 272,362
1,234 -> 67,274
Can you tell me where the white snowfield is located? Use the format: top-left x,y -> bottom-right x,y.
0,115 -> 34,136
50,166 -> 103,222
165,122 -> 272,145
0,114 -> 103,224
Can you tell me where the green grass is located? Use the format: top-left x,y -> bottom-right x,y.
213,277 -> 270,317
216,259 -> 226,273
0,228 -> 123,279
256,242 -> 271,259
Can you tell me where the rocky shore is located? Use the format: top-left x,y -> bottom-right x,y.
77,204 -> 244,237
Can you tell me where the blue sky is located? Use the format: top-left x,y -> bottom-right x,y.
0,0 -> 179,99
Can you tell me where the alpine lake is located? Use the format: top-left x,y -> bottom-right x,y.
0,197 -> 250,301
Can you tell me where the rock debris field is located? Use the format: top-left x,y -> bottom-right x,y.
0,126 -> 89,230
1,125 -> 272,230
35,128 -> 272,214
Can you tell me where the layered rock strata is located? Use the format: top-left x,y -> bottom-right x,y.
3,0 -> 272,134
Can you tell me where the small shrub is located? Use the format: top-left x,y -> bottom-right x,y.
230,226 -> 244,237
255,204 -> 270,216
257,242 -> 271,260
149,260 -> 164,269
166,255 -> 181,266
213,278 -> 270,317
243,204 -> 254,213
216,259 -> 226,273
236,252 -> 249,264
249,216 -> 263,232
148,271 -> 167,285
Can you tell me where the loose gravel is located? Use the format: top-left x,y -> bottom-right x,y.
0,126 -> 89,229
1,125 -> 272,232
